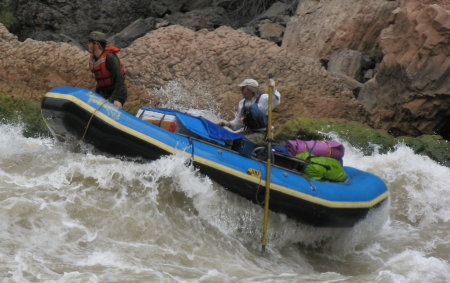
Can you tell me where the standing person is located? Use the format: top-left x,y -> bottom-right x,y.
218,78 -> 281,144
87,31 -> 127,108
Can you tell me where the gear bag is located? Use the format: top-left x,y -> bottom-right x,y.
295,152 -> 346,182
286,140 -> 345,160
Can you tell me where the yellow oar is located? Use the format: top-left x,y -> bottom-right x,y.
261,74 -> 274,255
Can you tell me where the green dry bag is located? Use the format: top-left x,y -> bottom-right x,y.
295,152 -> 346,182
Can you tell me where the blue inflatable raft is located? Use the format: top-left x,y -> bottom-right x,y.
41,87 -> 388,227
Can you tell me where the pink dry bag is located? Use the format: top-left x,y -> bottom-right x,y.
285,140 -> 345,159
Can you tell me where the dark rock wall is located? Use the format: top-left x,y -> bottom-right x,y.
7,0 -> 297,48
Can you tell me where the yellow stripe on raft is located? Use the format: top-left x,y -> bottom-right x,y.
45,91 -> 388,209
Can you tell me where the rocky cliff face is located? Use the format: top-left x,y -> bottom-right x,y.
123,25 -> 367,124
1,0 -> 449,140
283,0 -> 399,59
359,1 -> 450,139
0,24 -> 89,100
283,0 -> 450,139
0,24 -> 145,102
0,23 -> 367,127
6,0 -> 296,48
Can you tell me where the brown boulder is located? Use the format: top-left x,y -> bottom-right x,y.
0,24 -> 145,102
0,36 -> 91,100
328,49 -> 363,80
282,0 -> 399,58
123,25 -> 369,124
359,1 -> 450,137
257,19 -> 285,44
0,23 -> 368,127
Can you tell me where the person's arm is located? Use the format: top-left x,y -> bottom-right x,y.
105,53 -> 127,107
228,99 -> 246,130
258,90 -> 281,114
219,99 -> 244,130
272,89 -> 281,109
269,78 -> 280,108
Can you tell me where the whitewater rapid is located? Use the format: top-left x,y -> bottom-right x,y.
0,121 -> 449,282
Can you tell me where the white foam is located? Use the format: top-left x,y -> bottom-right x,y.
0,123 -> 55,159
149,80 -> 223,122
1,119 -> 450,282
345,144 -> 450,226
375,250 -> 450,283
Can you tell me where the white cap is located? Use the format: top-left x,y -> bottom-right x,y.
238,78 -> 259,88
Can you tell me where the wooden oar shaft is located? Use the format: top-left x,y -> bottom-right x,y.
261,145 -> 272,251
261,80 -> 274,254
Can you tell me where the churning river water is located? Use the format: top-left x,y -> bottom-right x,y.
0,120 -> 449,282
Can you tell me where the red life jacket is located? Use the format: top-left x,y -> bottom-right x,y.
89,46 -> 125,87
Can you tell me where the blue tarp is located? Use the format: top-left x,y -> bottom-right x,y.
139,107 -> 244,145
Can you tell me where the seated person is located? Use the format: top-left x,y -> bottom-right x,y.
218,78 -> 281,145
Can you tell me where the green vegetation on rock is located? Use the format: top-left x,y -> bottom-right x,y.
0,92 -> 140,138
400,135 -> 450,168
0,0 -> 15,28
0,93 -> 50,138
275,117 -> 450,167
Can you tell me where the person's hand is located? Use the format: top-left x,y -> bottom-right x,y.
113,100 -> 123,108
269,79 -> 275,88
